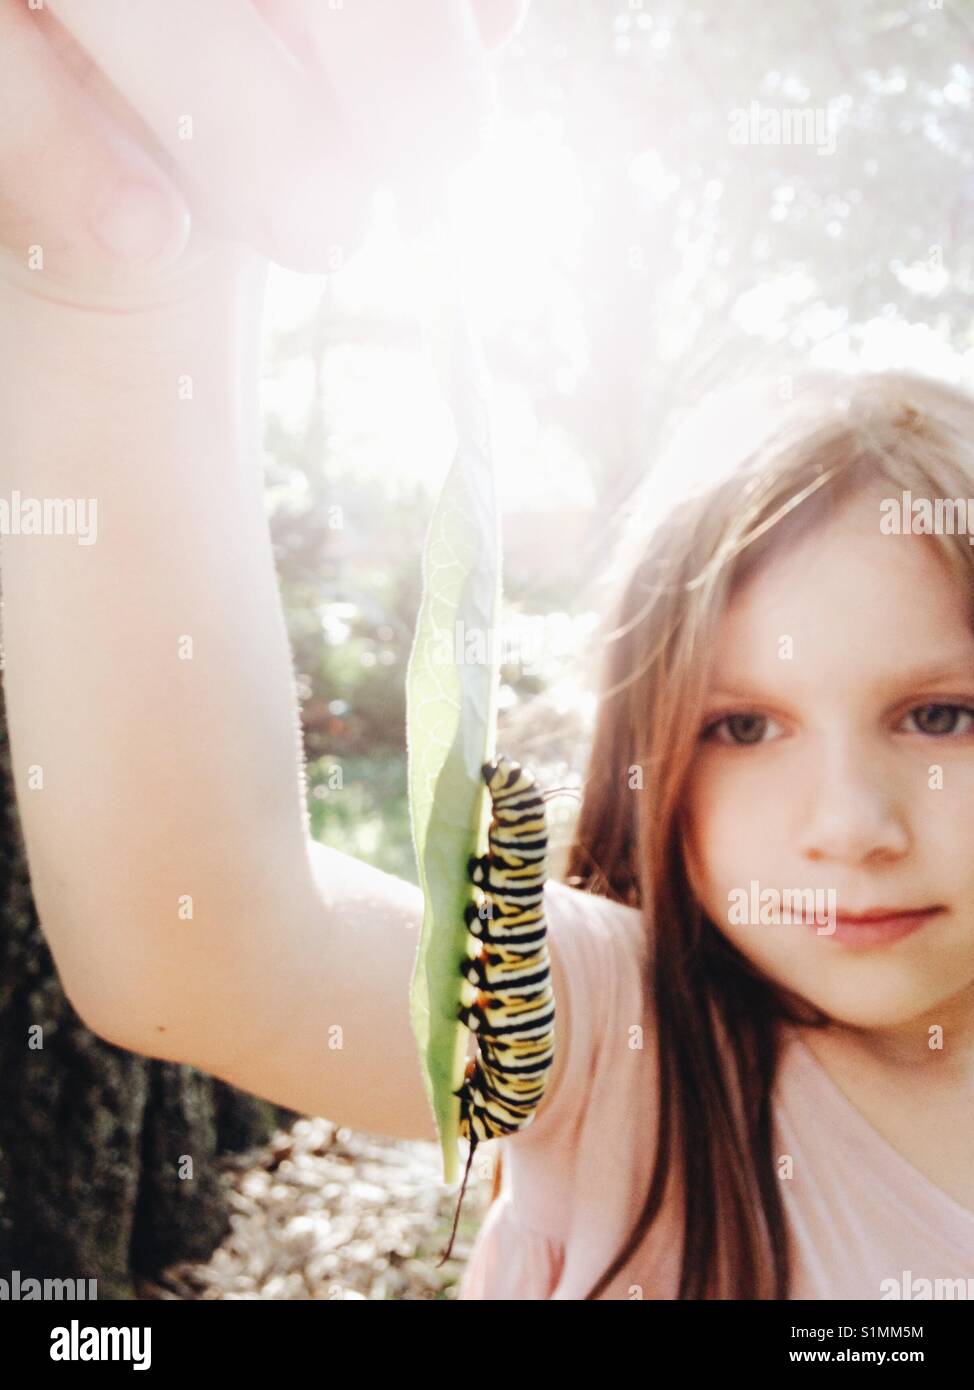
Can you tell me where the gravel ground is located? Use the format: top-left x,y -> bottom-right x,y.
135,1116 -> 494,1301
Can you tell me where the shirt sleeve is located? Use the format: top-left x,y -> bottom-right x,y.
496,879 -> 652,1236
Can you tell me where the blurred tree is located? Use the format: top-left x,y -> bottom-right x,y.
475,0 -> 974,590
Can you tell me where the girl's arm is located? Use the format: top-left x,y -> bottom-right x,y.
0,250 -> 446,1139
0,255 -> 569,1143
0,0 -> 558,1147
0,251 -> 438,1137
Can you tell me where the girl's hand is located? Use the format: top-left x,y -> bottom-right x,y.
0,0 -> 528,310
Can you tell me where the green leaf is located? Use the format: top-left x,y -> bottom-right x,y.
406,302 -> 501,1185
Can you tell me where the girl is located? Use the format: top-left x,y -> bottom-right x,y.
466,369 -> 974,1299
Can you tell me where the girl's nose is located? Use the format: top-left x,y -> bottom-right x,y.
797,741 -> 910,866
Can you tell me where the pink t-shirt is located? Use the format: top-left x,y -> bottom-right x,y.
458,879 -> 974,1300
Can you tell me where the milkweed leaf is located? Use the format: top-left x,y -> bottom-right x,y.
406,299 -> 501,1185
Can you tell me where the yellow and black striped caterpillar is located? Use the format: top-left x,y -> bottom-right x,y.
438,755 -> 556,1262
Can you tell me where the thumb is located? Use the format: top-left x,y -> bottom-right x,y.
0,2 -> 191,299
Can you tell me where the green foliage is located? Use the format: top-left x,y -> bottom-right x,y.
307,753 -> 416,884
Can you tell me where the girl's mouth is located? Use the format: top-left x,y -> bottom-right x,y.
816,906 -> 946,946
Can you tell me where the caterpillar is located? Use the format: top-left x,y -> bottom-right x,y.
437,754 -> 556,1265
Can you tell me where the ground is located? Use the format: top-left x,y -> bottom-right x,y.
134,1117 -> 493,1301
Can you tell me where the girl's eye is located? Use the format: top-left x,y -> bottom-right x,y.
902,703 -> 974,736
701,712 -> 782,746
700,703 -> 974,746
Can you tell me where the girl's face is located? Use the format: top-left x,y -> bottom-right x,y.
681,485 -> 974,1036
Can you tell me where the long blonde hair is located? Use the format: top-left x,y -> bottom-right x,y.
556,367 -> 974,1298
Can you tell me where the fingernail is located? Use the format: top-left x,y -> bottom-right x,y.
91,181 -> 189,263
